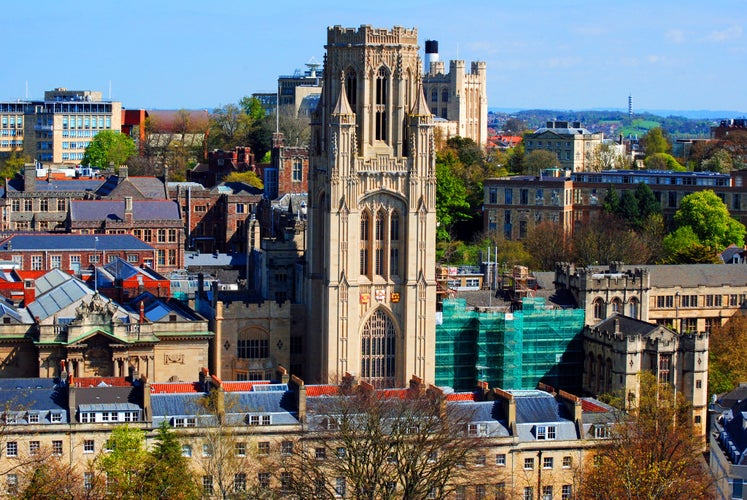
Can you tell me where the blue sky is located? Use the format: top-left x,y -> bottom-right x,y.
5,0 -> 746,113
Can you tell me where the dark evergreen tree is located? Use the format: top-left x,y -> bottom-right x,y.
601,185 -> 620,214
634,182 -> 661,219
618,191 -> 641,227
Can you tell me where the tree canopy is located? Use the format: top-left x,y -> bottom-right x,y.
672,190 -> 746,250
0,149 -> 28,179
709,314 -> 747,397
640,127 -> 671,156
222,170 -> 264,189
82,130 -> 137,168
435,150 -> 471,241
523,149 -> 559,176
580,371 -> 714,499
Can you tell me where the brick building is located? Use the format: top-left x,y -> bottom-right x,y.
68,198 -> 183,272
0,234 -> 157,280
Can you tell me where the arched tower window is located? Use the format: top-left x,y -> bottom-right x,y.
361,309 -> 396,388
345,68 -> 357,109
360,211 -> 370,277
593,298 -> 605,320
628,297 -> 639,318
611,298 -> 621,314
390,211 -> 400,277
375,67 -> 388,142
375,209 -> 386,277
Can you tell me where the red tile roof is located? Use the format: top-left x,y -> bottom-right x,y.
581,399 -> 610,413
151,382 -> 201,394
306,385 -> 339,397
222,381 -> 270,392
446,392 -> 477,402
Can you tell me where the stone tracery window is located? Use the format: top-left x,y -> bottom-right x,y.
593,298 -> 605,320
375,67 -> 388,142
361,308 -> 396,388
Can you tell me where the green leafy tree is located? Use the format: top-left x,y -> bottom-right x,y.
96,425 -> 150,498
239,96 -> 266,121
700,148 -> 735,173
222,170 -> 264,189
82,130 -> 137,168
709,314 -> 747,397
0,149 -> 28,179
640,127 -> 671,155
580,371 -> 714,499
661,226 -> 721,264
146,422 -> 201,500
523,149 -> 559,176
644,152 -> 685,171
435,151 -> 471,241
209,103 -> 254,150
672,190 -> 746,250
589,142 -> 628,171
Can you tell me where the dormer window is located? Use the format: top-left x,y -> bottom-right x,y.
467,423 -> 488,437
536,425 -> 556,440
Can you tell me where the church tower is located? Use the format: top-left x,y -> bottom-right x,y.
306,25 -> 437,387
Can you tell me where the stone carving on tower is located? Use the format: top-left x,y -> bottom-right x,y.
306,25 -> 437,387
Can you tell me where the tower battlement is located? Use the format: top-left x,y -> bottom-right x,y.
327,25 -> 418,46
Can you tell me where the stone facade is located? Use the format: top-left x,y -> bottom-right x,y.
524,121 -> 603,172
306,25 -> 438,387
423,57 -> 488,147
583,315 -> 709,436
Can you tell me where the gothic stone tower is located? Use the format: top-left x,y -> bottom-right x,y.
306,25 -> 437,387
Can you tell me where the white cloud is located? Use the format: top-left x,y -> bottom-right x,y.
543,56 -> 583,69
702,25 -> 743,42
666,29 -> 685,44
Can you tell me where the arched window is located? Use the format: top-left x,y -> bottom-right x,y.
605,358 -> 613,394
375,210 -> 386,277
361,309 -> 396,388
345,69 -> 357,109
360,211 -> 370,277
441,88 -> 449,103
593,298 -> 605,320
628,297 -> 639,318
390,211 -> 400,277
588,353 -> 596,390
611,298 -> 621,314
375,68 -> 388,141
431,89 -> 438,102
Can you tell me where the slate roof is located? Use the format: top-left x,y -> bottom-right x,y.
0,379 -> 68,417
96,176 -> 166,199
6,176 -> 103,193
590,313 -> 663,337
70,200 -> 180,222
184,252 -> 246,268
0,234 -> 153,251
126,291 -> 203,322
720,398 -> 747,464
585,263 -> 747,289
27,273 -> 93,321
211,181 -> 263,197
75,386 -> 141,408
512,390 -> 572,424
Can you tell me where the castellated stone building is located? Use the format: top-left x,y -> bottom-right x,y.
306,25 -> 438,387
421,40 -> 488,147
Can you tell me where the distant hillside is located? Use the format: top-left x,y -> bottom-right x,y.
488,109 -> 724,139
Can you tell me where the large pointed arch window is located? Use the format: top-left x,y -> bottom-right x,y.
375,209 -> 386,277
361,309 -> 396,388
390,211 -> 400,277
375,67 -> 388,142
345,69 -> 357,109
360,211 -> 370,277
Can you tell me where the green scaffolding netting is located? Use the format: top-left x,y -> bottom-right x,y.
436,297 -> 585,392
